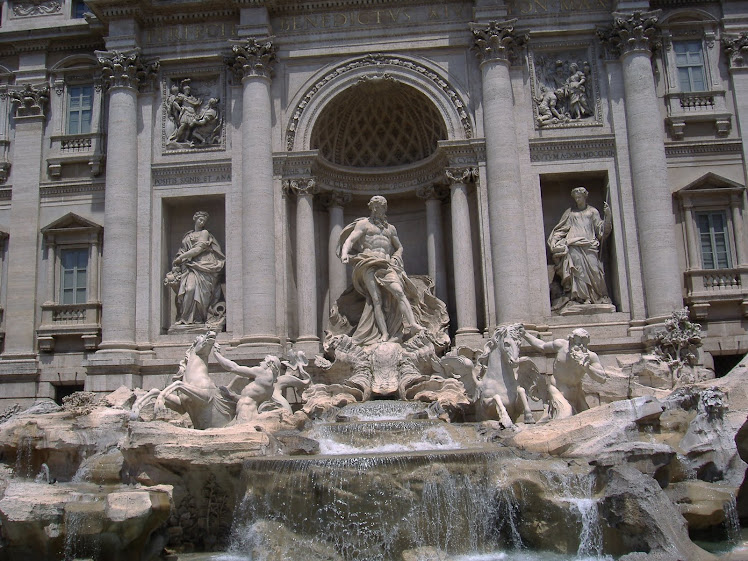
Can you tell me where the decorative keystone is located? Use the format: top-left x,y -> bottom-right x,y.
227,37 -> 277,81
471,20 -> 528,65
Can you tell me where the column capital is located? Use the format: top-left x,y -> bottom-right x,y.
283,177 -> 318,197
96,49 -> 159,91
598,10 -> 661,58
9,83 -> 49,119
228,36 -> 277,82
320,190 -> 352,208
444,167 -> 479,186
416,184 -> 449,201
470,19 -> 527,65
723,32 -> 748,71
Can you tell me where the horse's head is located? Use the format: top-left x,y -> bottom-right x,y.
493,323 -> 523,367
192,330 -> 217,359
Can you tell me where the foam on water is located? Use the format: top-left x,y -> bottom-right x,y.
312,424 -> 464,454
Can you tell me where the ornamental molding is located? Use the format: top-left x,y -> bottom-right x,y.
151,162 -> 232,188
96,49 -> 159,91
12,0 -> 60,17
664,139 -> 743,159
528,135 -> 616,163
444,167 -> 478,185
39,182 -> 104,198
723,32 -> 748,70
528,43 -> 603,130
285,53 -> 474,152
227,37 -> 277,82
9,84 -> 49,118
282,177 -> 318,197
598,10 -> 661,58
471,19 -> 528,65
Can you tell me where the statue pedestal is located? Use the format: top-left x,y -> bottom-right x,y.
558,303 -> 616,316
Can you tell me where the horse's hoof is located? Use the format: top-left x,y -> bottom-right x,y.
524,413 -> 536,424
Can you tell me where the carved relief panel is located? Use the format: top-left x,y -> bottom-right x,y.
161,71 -> 225,153
528,45 -> 603,130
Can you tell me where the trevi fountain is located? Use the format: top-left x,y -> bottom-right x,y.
0,196 -> 746,561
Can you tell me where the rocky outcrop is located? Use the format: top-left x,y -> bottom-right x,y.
0,480 -> 172,561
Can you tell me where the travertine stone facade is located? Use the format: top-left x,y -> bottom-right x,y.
0,0 -> 745,406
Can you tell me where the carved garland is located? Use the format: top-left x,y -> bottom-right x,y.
285,53 -> 473,152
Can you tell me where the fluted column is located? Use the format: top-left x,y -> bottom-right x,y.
446,168 -> 479,338
285,178 -> 319,348
95,50 -> 157,352
324,191 -> 352,307
3,85 -> 48,359
229,38 -> 280,349
416,185 -> 449,304
600,11 -> 682,319
472,20 -> 530,325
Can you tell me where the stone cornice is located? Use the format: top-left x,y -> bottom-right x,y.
471,19 -> 528,66
227,37 -> 276,81
598,10 -> 661,58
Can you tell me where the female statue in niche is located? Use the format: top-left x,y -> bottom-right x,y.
164,211 -> 226,331
548,187 -> 613,312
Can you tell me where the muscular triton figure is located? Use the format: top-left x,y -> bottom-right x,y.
338,195 -> 425,343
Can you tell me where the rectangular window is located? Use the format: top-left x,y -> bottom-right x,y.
675,40 -> 707,92
60,248 -> 88,304
697,211 -> 731,269
67,85 -> 93,135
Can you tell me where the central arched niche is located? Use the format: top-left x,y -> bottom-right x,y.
310,79 -> 448,168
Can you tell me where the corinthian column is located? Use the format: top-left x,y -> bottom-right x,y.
285,178 -> 319,352
96,50 -> 158,352
599,11 -> 682,319
323,191 -> 352,307
472,20 -> 530,325
228,38 -> 280,349
445,168 -> 479,341
3,85 -> 48,363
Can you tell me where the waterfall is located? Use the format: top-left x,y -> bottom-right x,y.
724,494 -> 741,546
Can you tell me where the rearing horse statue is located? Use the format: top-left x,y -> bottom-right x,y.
131,331 -> 235,429
474,324 -> 536,427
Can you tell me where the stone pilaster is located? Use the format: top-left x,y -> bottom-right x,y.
416,185 -> 449,306
95,50 -> 157,353
228,37 -> 280,350
471,20 -> 529,325
599,11 -> 683,320
322,191 -> 352,308
723,32 -> 748,268
284,177 -> 319,352
2,84 -> 48,366
445,168 -> 480,341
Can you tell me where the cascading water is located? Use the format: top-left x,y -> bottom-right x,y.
222,402 -> 612,561
724,494 -> 741,546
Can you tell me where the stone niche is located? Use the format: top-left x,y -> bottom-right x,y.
161,197 -> 227,333
540,172 -> 619,315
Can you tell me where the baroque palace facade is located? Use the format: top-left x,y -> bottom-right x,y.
0,0 -> 745,407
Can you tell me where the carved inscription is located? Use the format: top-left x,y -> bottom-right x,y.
508,0 -> 612,16
274,4 -> 470,32
153,171 -> 231,187
146,23 -> 236,46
